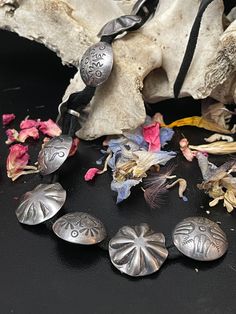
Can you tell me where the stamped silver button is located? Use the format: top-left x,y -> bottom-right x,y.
16,183 -> 66,225
38,135 -> 73,176
172,217 -> 228,261
109,224 -> 168,277
80,42 -> 113,87
53,212 -> 107,245
98,15 -> 142,38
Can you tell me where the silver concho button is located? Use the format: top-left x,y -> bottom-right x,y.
172,217 -> 228,261
97,15 -> 142,38
80,42 -> 113,87
109,224 -> 168,277
52,212 -> 107,245
38,135 -> 73,176
16,183 -> 66,225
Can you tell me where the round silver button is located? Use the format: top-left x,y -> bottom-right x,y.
16,183 -> 66,225
172,217 -> 228,261
53,212 -> 107,245
109,224 -> 168,277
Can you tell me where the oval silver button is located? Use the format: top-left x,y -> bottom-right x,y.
38,135 -> 73,176
80,42 -> 113,87
172,217 -> 228,261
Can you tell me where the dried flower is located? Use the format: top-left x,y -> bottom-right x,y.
5,129 -> 19,144
179,138 -> 196,161
69,138 -> 80,157
84,168 -> 100,181
189,141 -> 236,155
20,118 -> 39,129
2,113 -> 16,126
204,133 -> 234,143
18,127 -> 39,142
6,144 -> 38,181
38,119 -> 61,137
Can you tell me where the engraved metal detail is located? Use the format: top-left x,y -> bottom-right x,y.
98,15 -> 142,38
172,217 -> 228,261
53,212 -> 107,245
109,224 -> 168,277
80,42 -> 113,87
16,183 -> 66,225
38,135 -> 73,175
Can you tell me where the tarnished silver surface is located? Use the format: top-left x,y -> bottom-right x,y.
172,217 -> 228,261
98,15 -> 142,38
53,212 -> 107,245
67,109 -> 80,118
131,0 -> 148,15
80,42 -> 113,87
109,224 -> 168,277
16,183 -> 66,225
38,135 -> 73,175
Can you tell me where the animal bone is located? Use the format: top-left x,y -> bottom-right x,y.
0,0 -> 236,140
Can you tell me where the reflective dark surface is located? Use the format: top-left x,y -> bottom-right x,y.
0,2 -> 236,311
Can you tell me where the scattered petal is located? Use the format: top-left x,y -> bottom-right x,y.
84,168 -> 100,181
189,141 -> 236,155
143,122 -> 161,152
166,178 -> 187,200
179,138 -> 196,161
20,118 -> 39,129
204,133 -> 234,143
160,128 -> 174,147
2,113 -> 15,126
69,138 -> 80,157
38,119 -> 61,137
5,129 -> 19,144
18,127 -> 39,142
111,179 -> 141,203
6,144 -> 38,181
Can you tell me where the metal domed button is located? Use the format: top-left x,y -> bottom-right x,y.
16,183 -> 66,225
172,217 -> 228,261
97,15 -> 142,38
38,135 -> 73,175
80,42 -> 113,87
109,224 -> 168,277
52,212 -> 107,245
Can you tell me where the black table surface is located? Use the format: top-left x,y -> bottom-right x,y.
0,3 -> 236,313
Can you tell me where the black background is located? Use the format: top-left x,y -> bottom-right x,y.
0,1 -> 236,313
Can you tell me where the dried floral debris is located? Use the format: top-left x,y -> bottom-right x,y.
2,113 -> 15,126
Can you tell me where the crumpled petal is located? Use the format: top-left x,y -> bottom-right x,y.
69,138 -> 80,157
5,129 -> 19,144
2,113 -> 16,126
111,179 -> 141,203
84,168 -> 100,181
143,122 -> 161,152
38,119 -> 61,137
18,127 -> 39,142
179,138 -> 196,161
6,144 -> 38,181
189,141 -> 236,155
160,128 -> 175,147
20,118 -> 39,129
204,133 -> 234,143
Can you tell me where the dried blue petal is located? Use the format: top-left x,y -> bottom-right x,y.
151,151 -> 177,166
111,179 -> 141,203
160,128 -> 175,147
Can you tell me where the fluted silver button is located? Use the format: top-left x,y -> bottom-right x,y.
109,224 -> 168,277
16,183 -> 66,225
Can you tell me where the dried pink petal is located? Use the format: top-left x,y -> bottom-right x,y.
84,168 -> 100,181
5,129 -> 19,144
20,118 -> 39,129
143,122 -> 161,152
69,138 -> 80,157
38,119 -> 61,137
2,113 -> 16,126
179,138 -> 196,161
6,144 -> 38,181
18,127 -> 39,142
